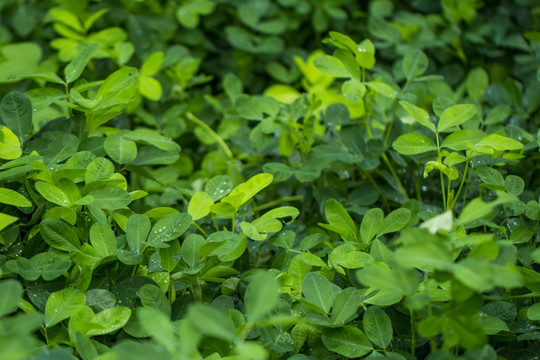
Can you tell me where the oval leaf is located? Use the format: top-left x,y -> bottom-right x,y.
438,104 -> 477,132
392,134 -> 437,155
321,326 -> 373,358
363,306 -> 393,349
45,288 -> 86,327
0,91 -> 32,143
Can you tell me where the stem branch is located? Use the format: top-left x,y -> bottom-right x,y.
185,111 -> 234,159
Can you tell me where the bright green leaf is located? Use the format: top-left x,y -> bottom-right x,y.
45,288 -> 86,327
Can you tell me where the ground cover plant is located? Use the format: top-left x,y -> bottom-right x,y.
1,0 -> 540,359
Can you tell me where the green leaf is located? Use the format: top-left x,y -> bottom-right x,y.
402,49 -> 428,80
87,186 -> 132,210
0,91 -> 32,143
360,208 -> 384,244
6,257 -> 40,280
437,104 -> 477,132
365,81 -> 396,98
399,101 -> 435,132
244,271 -> 280,322
83,307 -> 132,336
42,133 -> 79,166
0,212 -> 18,232
74,332 -> 98,360
85,157 -> 114,184
205,175 -> 233,201
466,67 -> 489,100
395,239 -> 453,271
252,206 -> 299,233
126,214 -> 150,253
263,162 -> 294,182
182,234 -> 204,267
40,218 -> 80,251
363,306 -> 392,349
159,239 -> 180,272
37,254 -> 71,281
477,167 -> 505,190
94,67 -> 138,110
147,212 -> 192,247
441,129 -> 486,150
104,134 -> 137,164
356,262 -> 419,296
125,129 -> 180,153
45,288 -> 86,327
9,70 -> 65,84
139,284 -> 171,317
330,245 -> 374,271
0,188 -> 31,207
313,55 -> 350,77
140,52 -> 164,76
209,233 -> 247,262
331,287 -> 361,325
138,307 -> 176,349
479,316 -> 510,335
328,31 -> 361,54
234,95 -> 264,120
221,173 -> 273,210
64,43 -> 100,83
418,316 -> 443,338
527,303 -> 540,320
458,192 -> 517,226
0,279 -> 23,317
342,79 -> 366,102
392,133 -> 437,155
35,181 -> 71,207
241,221 -> 266,241
321,326 -> 373,358
187,304 -> 236,341
321,198 -> 357,242
378,208 -> 411,237
505,175 -> 525,196
474,134 -> 524,152
453,258 -> 494,292
139,76 -> 163,101
0,126 -> 22,160
188,191 -> 214,221
356,39 -> 376,69
302,272 -> 334,313
89,223 -> 117,257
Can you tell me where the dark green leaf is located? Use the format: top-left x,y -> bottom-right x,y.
0,91 -> 32,143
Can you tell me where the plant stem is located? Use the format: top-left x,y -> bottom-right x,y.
413,170 -> 423,202
364,170 -> 390,211
439,171 -> 447,211
192,222 -> 209,237
64,83 -> 72,118
450,158 -> 470,209
381,153 -> 408,198
383,116 -> 394,148
42,326 -> 49,346
436,133 -> 446,210
251,195 -> 304,212
211,214 -> 219,232
185,111 -> 234,159
460,160 -> 474,211
410,309 -> 416,357
446,173 -> 452,210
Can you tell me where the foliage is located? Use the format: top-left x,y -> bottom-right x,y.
1,0 -> 540,359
